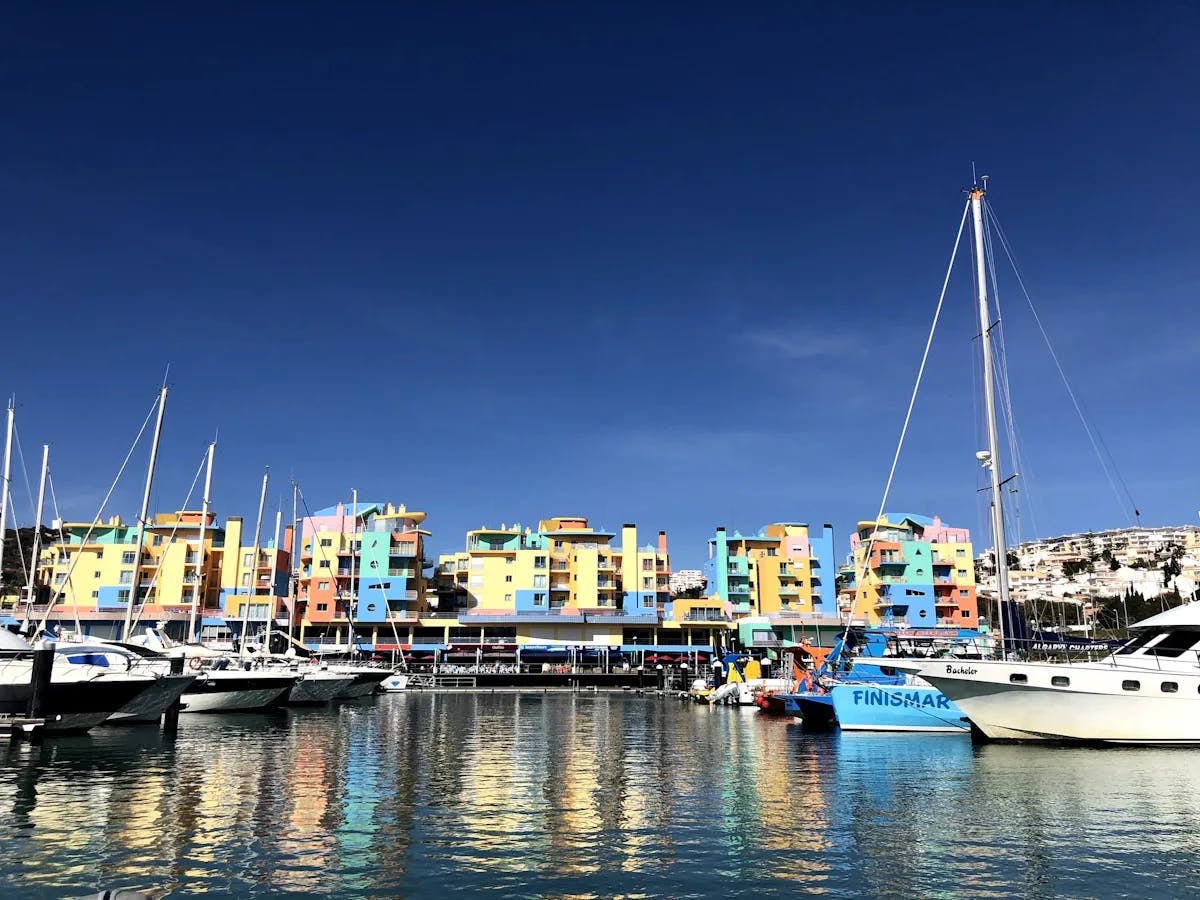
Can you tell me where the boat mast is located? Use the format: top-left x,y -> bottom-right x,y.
0,400 -> 13,607
969,185 -> 1010,652
288,479 -> 299,641
349,488 -> 358,654
239,469 -> 269,655
187,441 -> 215,642
265,508 -> 281,653
122,386 -> 168,642
26,444 -> 49,610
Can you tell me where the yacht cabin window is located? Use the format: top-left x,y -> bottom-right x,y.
1146,630 -> 1200,659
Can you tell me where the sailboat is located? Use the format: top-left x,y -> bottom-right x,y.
894,184 -> 1200,744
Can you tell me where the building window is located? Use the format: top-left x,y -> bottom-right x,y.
54,573 -> 67,584
505,575 -> 513,583
242,574 -> 251,587
152,534 -> 163,546
642,559 -> 653,571
959,589 -> 968,597
505,557 -> 514,565
534,556 -> 547,569
122,551 -> 135,564
642,596 -> 654,608
117,589 -> 131,603
91,590 -> 99,599
93,570 -> 101,579
957,569 -> 967,577
554,540 -> 564,549
242,552 -> 253,567
642,577 -> 653,590
118,570 -> 133,585
533,593 -> 546,606
317,581 -> 330,590
319,560 -> 330,569
533,575 -> 546,588
956,549 -> 966,556
504,593 -> 512,604
316,602 -> 328,611
767,548 -> 777,557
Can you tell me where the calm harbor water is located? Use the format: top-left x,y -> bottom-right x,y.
2,693 -> 1199,898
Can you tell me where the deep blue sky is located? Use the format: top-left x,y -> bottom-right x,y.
2,3 -> 1197,567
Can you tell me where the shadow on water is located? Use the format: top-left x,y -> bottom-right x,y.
2,695 -> 1199,898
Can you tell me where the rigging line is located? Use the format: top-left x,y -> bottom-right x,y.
984,204 -> 1137,525
128,448 -> 208,633
5,490 -> 29,588
842,199 -> 971,635
43,472 -> 82,633
12,423 -> 37,521
37,393 -> 160,631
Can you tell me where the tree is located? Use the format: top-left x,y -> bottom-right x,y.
1109,555 -> 1120,571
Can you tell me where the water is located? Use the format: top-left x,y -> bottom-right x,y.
3,693 -> 1199,898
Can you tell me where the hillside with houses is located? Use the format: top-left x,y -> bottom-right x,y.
977,525 -> 1200,629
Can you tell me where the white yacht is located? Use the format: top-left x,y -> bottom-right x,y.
128,627 -> 299,713
897,604 -> 1200,743
51,635 -> 196,725
0,631 -> 163,732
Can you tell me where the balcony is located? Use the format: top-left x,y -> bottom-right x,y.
681,610 -> 731,623
390,543 -> 418,558
778,584 -> 799,596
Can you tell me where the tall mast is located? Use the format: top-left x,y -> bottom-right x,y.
349,488 -> 358,652
122,386 -> 168,642
0,400 -> 13,604
969,185 -> 1010,652
26,444 -> 49,608
188,441 -> 216,642
288,480 -> 299,640
240,470 -> 269,655
265,508 -> 281,653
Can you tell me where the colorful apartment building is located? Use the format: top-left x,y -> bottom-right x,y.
837,513 -> 978,627
30,510 -> 293,640
433,517 -> 723,652
702,524 -> 837,616
295,501 -> 430,646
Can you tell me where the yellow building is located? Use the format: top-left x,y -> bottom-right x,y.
432,517 -> 722,653
29,510 -> 298,642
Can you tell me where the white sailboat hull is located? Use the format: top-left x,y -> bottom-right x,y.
909,659 -> 1200,744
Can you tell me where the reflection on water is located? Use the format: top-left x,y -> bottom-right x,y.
3,694 -> 1200,897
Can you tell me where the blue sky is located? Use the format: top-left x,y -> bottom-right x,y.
1,3 -> 1197,568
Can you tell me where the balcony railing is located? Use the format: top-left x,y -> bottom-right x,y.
681,611 -> 730,622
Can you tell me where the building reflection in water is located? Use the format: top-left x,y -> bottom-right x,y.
4,695 -> 1200,897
